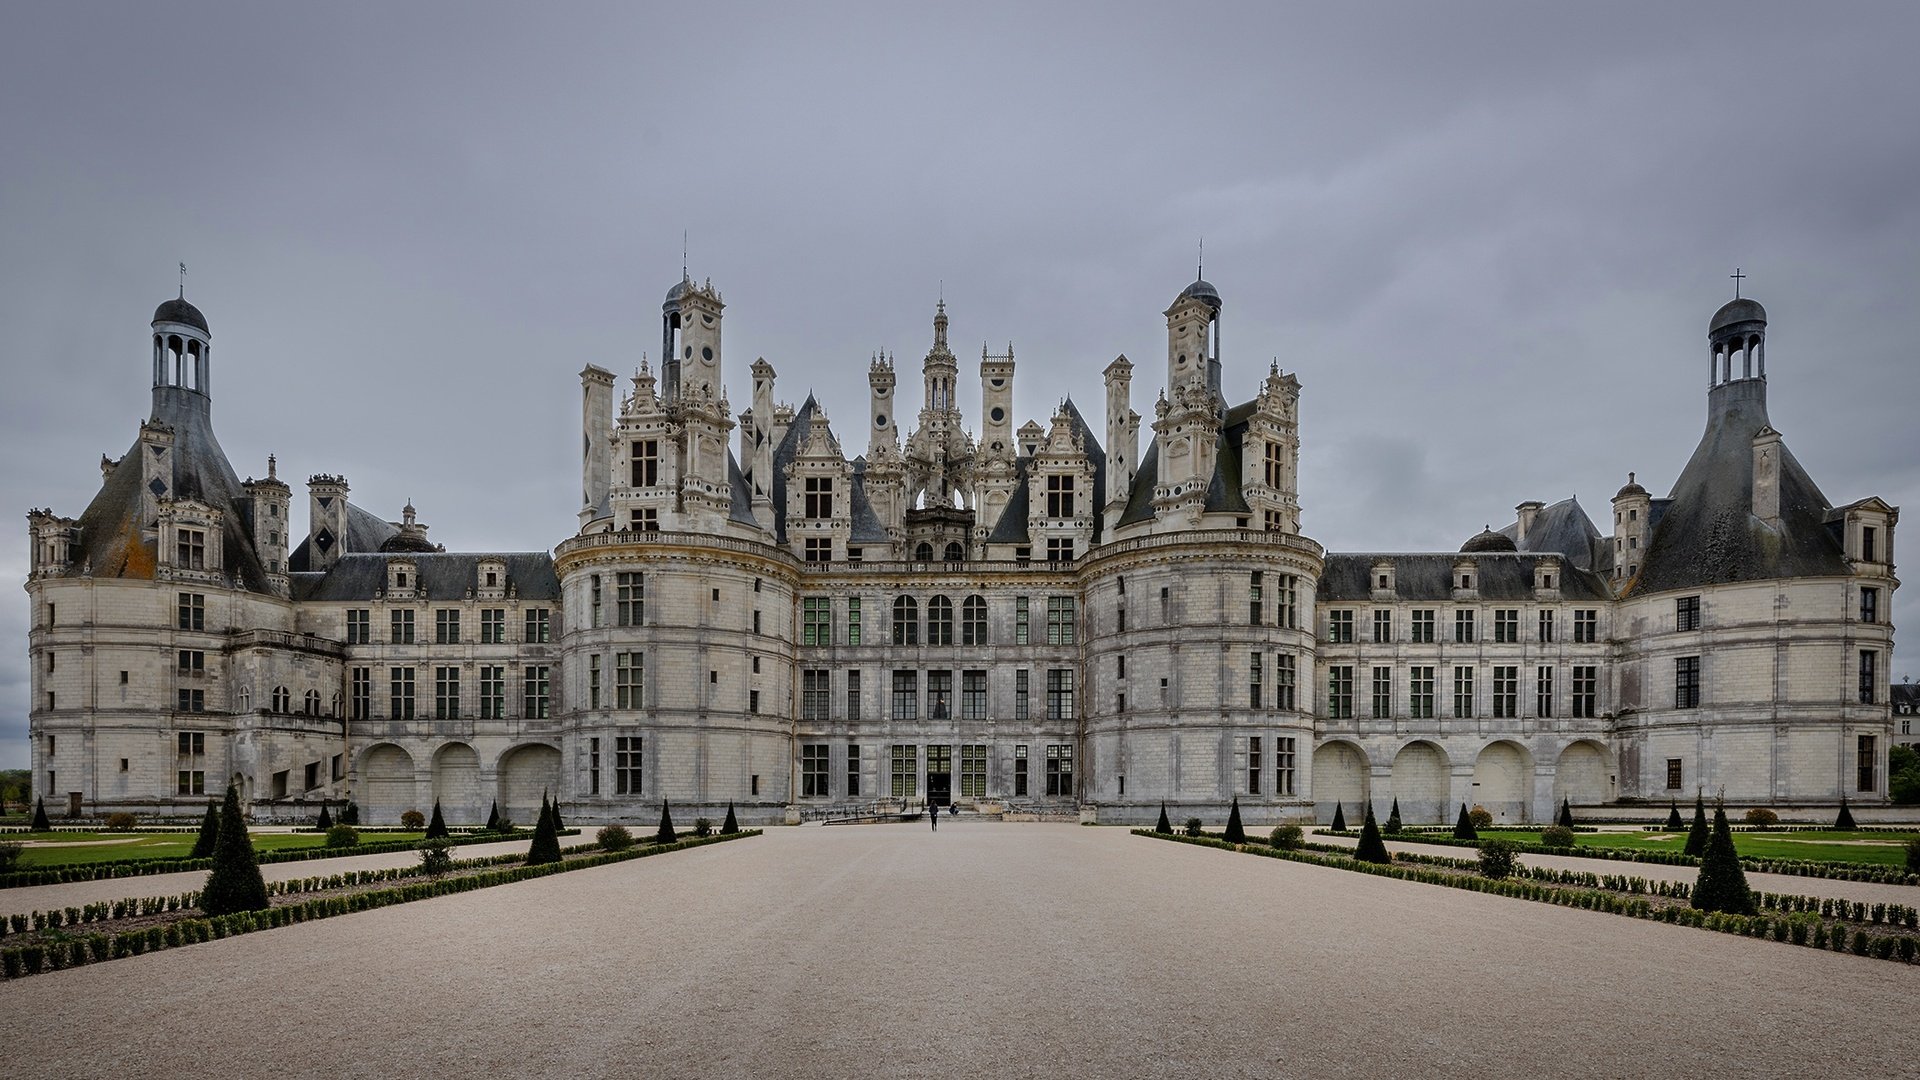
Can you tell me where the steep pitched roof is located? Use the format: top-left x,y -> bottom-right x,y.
1317,552 -> 1611,602
288,502 -> 401,572
291,552 -> 560,602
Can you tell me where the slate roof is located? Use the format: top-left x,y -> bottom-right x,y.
983,398 -> 1109,545
985,456 -> 1033,543
288,502 -> 401,572
292,552 -> 560,602
1495,496 -> 1609,574
152,298 -> 209,333
1318,553 -> 1611,602
1115,397 -> 1257,527
847,459 -> 889,542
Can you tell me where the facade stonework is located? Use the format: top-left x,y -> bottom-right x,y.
23,280 -> 1899,825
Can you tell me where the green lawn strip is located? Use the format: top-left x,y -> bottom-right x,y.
0,830 -> 759,980
1140,831 -> 1920,964
1471,829 -> 1916,867
1325,828 -> 1920,884
13,832 -> 429,868
0,829 -> 570,887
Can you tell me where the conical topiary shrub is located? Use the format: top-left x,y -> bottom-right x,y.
1385,798 -> 1402,835
31,796 -> 51,832
1330,803 -> 1347,832
315,803 -> 333,831
190,800 -> 220,858
525,795 -> 562,865
1835,796 -> 1857,831
201,784 -> 268,916
655,802 -> 677,845
1223,797 -> 1246,844
1155,802 -> 1173,835
1683,794 -> 1709,858
1691,803 -> 1754,914
1354,804 -> 1391,864
721,802 -> 739,835
425,800 -> 449,840
1558,798 -> 1575,829
486,799 -> 501,832
551,798 -> 565,832
1665,800 -> 1683,830
1453,802 -> 1477,841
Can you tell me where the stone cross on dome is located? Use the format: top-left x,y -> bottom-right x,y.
1730,267 -> 1745,298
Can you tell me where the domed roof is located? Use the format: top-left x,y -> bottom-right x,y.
1461,527 -> 1517,553
152,297 -> 208,334
377,532 -> 439,554
664,276 -> 693,306
1178,278 -> 1222,310
1615,471 -> 1648,499
1709,297 -> 1767,336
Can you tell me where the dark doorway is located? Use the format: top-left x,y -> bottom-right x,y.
926,744 -> 952,807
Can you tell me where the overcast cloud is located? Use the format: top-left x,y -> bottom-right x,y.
2,3 -> 1916,768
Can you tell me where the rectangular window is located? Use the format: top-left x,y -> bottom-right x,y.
176,688 -> 204,712
177,731 -> 204,757
304,761 -> 320,791
1862,525 -> 1878,562
480,609 -> 505,644
177,649 -> 205,674
1409,666 -> 1435,719
1666,758 -> 1683,790
589,738 -> 600,795
1045,474 -> 1075,519
960,744 -> 987,798
890,744 -> 918,798
1453,666 -> 1475,718
391,608 -> 415,644
617,572 -> 644,627
891,670 -> 918,720
435,609 -> 460,645
1494,609 -> 1519,643
927,670 -> 953,718
1536,666 -> 1554,718
1492,666 -> 1518,718
1859,650 -> 1878,705
1454,610 -> 1474,643
1264,441 -> 1284,488
525,608 -> 551,643
1275,737 -> 1296,796
1249,571 -> 1263,625
1410,609 -> 1435,643
847,598 -> 862,646
1046,669 -> 1075,721
1045,744 -> 1074,797
1275,653 -> 1296,711
350,667 -> 372,721
1046,596 -> 1076,645
177,770 -> 205,795
589,655 -> 601,710
178,592 -> 205,631
1371,666 -> 1392,719
847,744 -> 861,797
1249,651 -> 1263,709
1046,537 -> 1074,563
332,754 -> 344,781
616,736 -> 643,795
391,666 -> 416,720
478,666 -> 504,719
1676,596 -> 1701,632
1861,587 -> 1879,624
524,666 -> 550,719
801,744 -> 830,797
802,669 -> 831,719
802,597 -> 831,645
1538,609 -> 1555,643
1327,666 -> 1354,720
1015,596 -> 1030,645
1858,734 -> 1877,792
1327,609 -> 1354,644
591,575 -> 603,628
1015,669 -> 1031,720
962,670 -> 987,720
1572,665 -> 1597,718
176,527 -> 206,570
1277,575 -> 1298,629
1015,744 -> 1030,797
803,475 -> 834,519
345,609 -> 370,645
616,652 -> 644,709
1574,609 -> 1598,643
1247,735 -> 1263,795
632,439 -> 659,487
1675,656 -> 1701,709
434,666 -> 460,719
1372,609 -> 1392,643
846,669 -> 862,720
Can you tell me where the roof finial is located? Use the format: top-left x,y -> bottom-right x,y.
682,230 -> 688,281
267,453 -> 277,479
1197,237 -> 1204,280
178,261 -> 187,299
1730,266 -> 1745,299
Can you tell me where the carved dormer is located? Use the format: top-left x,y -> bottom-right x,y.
784,402 -> 853,563
612,360 -> 677,533
1025,404 -> 1096,563
1243,362 -> 1302,534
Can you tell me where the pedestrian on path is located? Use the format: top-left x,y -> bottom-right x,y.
929,802 -> 938,831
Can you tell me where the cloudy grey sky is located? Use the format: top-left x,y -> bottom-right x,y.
2,3 -> 1916,767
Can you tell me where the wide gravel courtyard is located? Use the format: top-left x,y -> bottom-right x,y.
3,822 -> 1912,1078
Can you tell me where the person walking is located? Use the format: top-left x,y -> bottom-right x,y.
929,801 -> 938,831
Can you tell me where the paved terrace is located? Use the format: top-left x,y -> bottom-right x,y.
3,823 -> 1913,1079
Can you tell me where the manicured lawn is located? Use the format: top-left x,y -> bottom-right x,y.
1474,828 -> 1919,867
9,832 -> 426,868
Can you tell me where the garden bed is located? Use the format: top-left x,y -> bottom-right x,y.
1320,828 -> 1920,883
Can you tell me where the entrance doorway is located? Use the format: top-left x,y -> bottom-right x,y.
926,744 -> 952,807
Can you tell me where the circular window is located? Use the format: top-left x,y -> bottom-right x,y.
701,346 -> 713,362
1177,353 -> 1187,367
684,345 -> 693,359
991,378 -> 1005,389
875,414 -> 887,428
989,406 -> 1005,423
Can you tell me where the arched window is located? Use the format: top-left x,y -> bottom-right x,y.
962,595 -> 988,645
304,690 -> 321,716
331,692 -> 343,718
892,596 -> 918,645
237,686 -> 252,713
944,541 -> 965,562
271,686 -> 291,713
927,596 -> 954,646
915,542 -> 934,562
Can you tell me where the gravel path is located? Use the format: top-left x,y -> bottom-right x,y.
3,823 -> 1913,1079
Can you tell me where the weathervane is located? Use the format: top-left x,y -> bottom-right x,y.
1730,267 -> 1745,299
179,262 -> 187,299
1197,237 -> 1204,280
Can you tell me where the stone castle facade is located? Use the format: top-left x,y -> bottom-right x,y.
22,277 -> 1899,825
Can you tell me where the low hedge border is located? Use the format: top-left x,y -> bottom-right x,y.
0,830 -> 759,980
0,829 -> 578,890
1319,829 -> 1920,885
1139,831 -> 1918,965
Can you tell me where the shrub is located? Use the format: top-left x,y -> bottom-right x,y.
1223,798 -> 1246,844
1665,801 -> 1684,830
1742,807 -> 1779,827
693,818 -> 714,838
1330,804 -> 1347,832
1184,817 -> 1204,838
324,825 -> 360,849
1557,799 -> 1575,829
721,803 -> 739,835
1384,799 -> 1402,835
655,802 -> 678,845
1540,826 -> 1576,850
190,801 -> 220,859
417,837 -> 454,876
400,809 -> 426,830
424,801 -> 449,840
1270,824 -> 1304,850
1353,805 -> 1391,864
200,784 -> 269,917
1477,839 -> 1521,879
486,800 -> 501,832
340,801 -> 360,826
597,824 -> 634,852
31,797 -> 51,832
1684,795 -> 1709,857
526,798 -> 562,866
104,812 -> 137,832
550,799 -> 565,832
1453,803 -> 1477,841
1834,797 -> 1856,831
1468,805 -> 1493,830
1155,802 -> 1173,835
315,803 -> 333,831
1905,838 -> 1920,873
0,842 -> 20,873
1692,805 -> 1756,914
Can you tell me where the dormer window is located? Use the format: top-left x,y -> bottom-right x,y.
804,476 -> 834,518
176,529 -> 206,570
486,571 -> 497,587
632,439 -> 660,487
1460,574 -> 1472,589
1862,525 -> 1878,562
397,572 -> 408,588
1046,475 -> 1075,519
